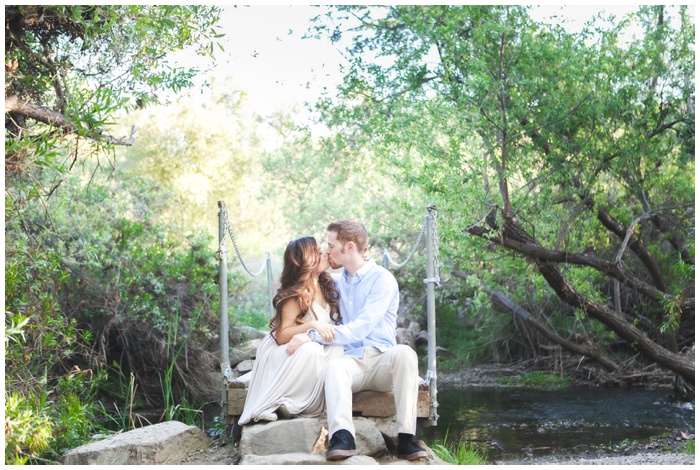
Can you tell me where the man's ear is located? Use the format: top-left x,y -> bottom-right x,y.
346,241 -> 356,253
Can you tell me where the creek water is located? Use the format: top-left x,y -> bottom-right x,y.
418,386 -> 695,460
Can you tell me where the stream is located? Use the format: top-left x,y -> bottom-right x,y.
418,386 -> 695,460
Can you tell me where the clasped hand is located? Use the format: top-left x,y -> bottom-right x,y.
286,321 -> 336,356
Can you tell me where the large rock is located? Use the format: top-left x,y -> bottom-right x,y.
236,359 -> 255,374
239,453 -> 379,465
238,417 -> 388,461
353,417 -> 390,458
61,421 -> 211,465
396,327 -> 415,349
366,416 -> 399,450
229,338 -> 262,366
230,325 -> 267,344
408,321 -> 423,337
239,418 -> 323,456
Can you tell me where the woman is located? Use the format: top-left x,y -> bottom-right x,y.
237,237 -> 344,424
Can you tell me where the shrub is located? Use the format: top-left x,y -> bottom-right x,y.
5,172 -> 248,462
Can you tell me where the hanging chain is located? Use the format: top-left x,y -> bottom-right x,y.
430,206 -> 441,288
219,201 -> 267,277
383,215 -> 429,269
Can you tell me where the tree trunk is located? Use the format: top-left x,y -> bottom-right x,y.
453,270 -> 620,372
465,212 -> 695,384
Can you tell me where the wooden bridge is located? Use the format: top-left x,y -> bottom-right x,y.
217,202 -> 440,428
226,380 -> 432,425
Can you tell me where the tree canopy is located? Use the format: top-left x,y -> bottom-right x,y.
311,5 -> 694,387
5,5 -> 223,177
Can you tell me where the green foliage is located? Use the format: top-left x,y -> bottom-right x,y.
6,5 -> 224,183
5,393 -> 53,465
5,168 -> 245,462
231,299 -> 272,331
311,4 -> 694,376
499,372 -> 570,389
686,440 -> 695,455
434,302 -> 512,371
5,4 -> 238,463
160,306 -> 209,429
4,369 -> 106,464
259,107 -> 433,255
48,372 -> 107,459
429,432 -> 488,465
113,78 -> 285,252
94,369 -> 139,431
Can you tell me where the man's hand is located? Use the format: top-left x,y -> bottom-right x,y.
313,322 -> 336,342
286,333 -> 311,356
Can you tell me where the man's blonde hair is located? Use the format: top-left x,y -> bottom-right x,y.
327,220 -> 369,252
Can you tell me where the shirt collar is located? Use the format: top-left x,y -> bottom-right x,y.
343,259 -> 375,283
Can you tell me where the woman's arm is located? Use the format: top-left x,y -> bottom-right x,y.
274,300 -> 335,344
277,300 -> 318,344
274,300 -> 307,345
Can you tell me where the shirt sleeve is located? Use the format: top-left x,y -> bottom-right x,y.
321,270 -> 398,346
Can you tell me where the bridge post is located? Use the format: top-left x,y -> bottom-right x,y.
266,253 -> 275,318
218,201 -> 230,419
382,250 -> 389,270
425,204 -> 439,426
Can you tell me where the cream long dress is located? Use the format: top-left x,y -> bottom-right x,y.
237,302 -> 344,425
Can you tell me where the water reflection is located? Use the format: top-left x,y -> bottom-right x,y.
419,386 -> 695,460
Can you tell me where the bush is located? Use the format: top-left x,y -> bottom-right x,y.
4,393 -> 53,465
5,171 -> 248,462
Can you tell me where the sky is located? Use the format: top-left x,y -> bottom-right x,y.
175,4 -> 669,117
175,5 -> 344,116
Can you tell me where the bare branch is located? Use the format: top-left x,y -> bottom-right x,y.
614,210 -> 656,264
5,95 -> 136,146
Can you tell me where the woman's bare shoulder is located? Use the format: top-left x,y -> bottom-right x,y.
280,298 -> 302,317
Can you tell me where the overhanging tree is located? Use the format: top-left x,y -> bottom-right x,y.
4,5 -> 227,461
5,5 -> 223,178
315,5 -> 694,391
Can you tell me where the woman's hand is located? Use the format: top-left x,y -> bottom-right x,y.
286,333 -> 311,356
312,322 -> 336,342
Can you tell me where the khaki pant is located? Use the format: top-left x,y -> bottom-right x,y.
324,345 -> 419,438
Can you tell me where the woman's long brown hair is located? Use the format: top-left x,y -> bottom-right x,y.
269,237 -> 340,338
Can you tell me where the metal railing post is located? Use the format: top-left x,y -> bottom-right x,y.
425,205 -> 439,426
266,253 -> 275,318
217,201 -> 230,418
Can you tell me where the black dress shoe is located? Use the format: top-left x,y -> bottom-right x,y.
397,439 -> 428,461
326,429 -> 357,460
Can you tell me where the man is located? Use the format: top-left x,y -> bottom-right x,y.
301,219 -> 428,461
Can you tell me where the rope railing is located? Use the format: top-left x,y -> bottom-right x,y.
381,205 -> 440,425
381,216 -> 427,269
217,201 -> 440,426
217,201 -> 275,407
218,200 -> 269,277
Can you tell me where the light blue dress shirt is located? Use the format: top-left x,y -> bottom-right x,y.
322,260 -> 400,358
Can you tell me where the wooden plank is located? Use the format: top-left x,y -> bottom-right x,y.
227,387 -> 248,416
417,389 -> 430,419
352,390 -> 430,418
227,385 -> 429,419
